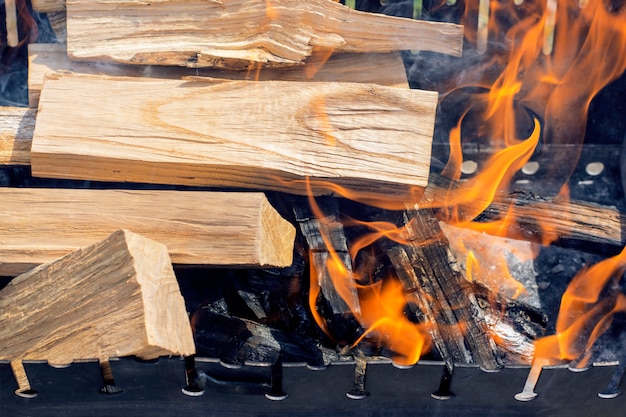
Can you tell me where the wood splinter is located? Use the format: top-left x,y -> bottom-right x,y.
0,230 -> 196,397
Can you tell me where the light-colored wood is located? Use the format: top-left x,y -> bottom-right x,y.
28,43 -> 408,107
46,10 -> 67,43
5,0 -> 18,47
31,0 -> 64,12
0,230 -> 195,394
31,74 -> 436,198
65,0 -> 463,68
0,107 -> 34,165
0,188 -> 295,276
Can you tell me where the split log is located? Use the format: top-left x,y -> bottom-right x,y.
293,196 -> 360,317
30,74 -> 436,198
0,107 -> 34,165
424,173 -> 625,249
0,188 -> 295,276
3,106 -> 623,247
388,207 -> 502,371
0,229 -> 195,395
65,0 -> 463,69
28,43 -> 408,107
4,106 -> 622,247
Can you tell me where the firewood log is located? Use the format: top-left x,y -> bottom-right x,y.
0,188 -> 295,275
30,74 -> 436,199
27,43 -> 408,107
63,0 -> 463,68
0,230 -> 195,396
0,107 -> 34,166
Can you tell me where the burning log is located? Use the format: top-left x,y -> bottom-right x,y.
30,74 -> 436,199
0,188 -> 295,276
64,0 -> 463,68
424,173 -> 626,249
0,229 -> 195,397
293,196 -> 360,318
388,207 -> 502,371
27,43 -> 408,107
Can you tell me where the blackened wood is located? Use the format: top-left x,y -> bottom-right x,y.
424,173 -> 623,249
387,246 -> 464,368
293,197 -> 361,317
390,207 -> 502,370
471,282 -> 547,364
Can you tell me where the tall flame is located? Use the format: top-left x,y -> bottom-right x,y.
301,0 -> 626,365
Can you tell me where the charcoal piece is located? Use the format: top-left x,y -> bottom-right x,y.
191,309 -> 331,367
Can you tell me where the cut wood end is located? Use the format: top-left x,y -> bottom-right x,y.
0,229 -> 195,364
259,195 -> 296,268
121,230 -> 196,357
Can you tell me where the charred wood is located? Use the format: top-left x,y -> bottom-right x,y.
389,207 -> 502,371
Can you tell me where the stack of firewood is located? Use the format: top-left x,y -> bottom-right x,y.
2,0 -> 620,398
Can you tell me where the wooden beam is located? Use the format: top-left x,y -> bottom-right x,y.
0,229 -> 195,395
0,188 -> 295,276
30,74 -> 436,198
0,107 -> 34,165
28,43 -> 408,107
65,0 -> 463,68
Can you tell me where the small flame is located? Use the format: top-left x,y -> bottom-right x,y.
534,247 -> 626,364
353,278 -> 431,366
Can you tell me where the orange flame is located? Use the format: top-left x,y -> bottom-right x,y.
534,246 -> 626,364
300,0 -> 626,366
353,278 -> 431,366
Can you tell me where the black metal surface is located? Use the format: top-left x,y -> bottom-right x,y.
1,358 -> 626,417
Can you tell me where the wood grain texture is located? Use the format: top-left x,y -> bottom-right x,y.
0,230 -> 195,393
31,0 -> 64,12
31,74 -> 436,198
0,188 -> 295,275
65,0 -> 463,68
0,107 -> 34,165
28,43 -> 408,107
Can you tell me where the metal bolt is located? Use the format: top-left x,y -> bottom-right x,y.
598,361 -> 626,399
181,355 -> 205,397
431,363 -> 455,400
99,358 -> 123,395
514,359 -> 546,401
265,357 -> 288,401
346,353 -> 369,400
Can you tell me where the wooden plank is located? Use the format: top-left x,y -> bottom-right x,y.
30,74 -> 436,198
0,188 -> 295,276
65,0 -> 463,68
0,229 -> 195,395
28,43 -> 408,107
0,107 -> 34,165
